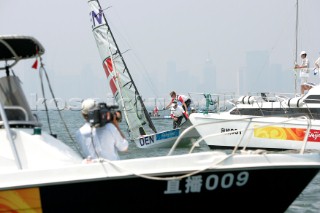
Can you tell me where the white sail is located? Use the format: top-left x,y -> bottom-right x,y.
87,0 -> 157,140
86,0 -> 198,149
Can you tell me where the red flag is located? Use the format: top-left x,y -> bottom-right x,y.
32,47 -> 39,70
32,59 -> 38,69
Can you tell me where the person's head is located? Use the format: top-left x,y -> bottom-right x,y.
81,99 -> 97,120
170,91 -> 176,99
300,51 -> 307,58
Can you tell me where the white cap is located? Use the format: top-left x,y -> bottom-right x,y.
300,51 -> 307,56
81,99 -> 97,114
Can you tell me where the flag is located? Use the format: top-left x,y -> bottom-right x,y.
32,59 -> 38,69
32,47 -> 39,70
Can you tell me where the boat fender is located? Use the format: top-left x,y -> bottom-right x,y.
238,96 -> 255,104
287,97 -> 304,108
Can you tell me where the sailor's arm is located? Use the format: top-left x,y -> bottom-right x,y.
165,100 -> 173,110
183,102 -> 188,114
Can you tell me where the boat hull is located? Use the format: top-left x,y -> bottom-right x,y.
1,165 -> 318,212
190,113 -> 320,151
134,120 -> 201,148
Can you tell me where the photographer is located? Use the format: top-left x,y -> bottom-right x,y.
75,99 -> 128,161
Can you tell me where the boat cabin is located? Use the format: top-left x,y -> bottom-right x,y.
229,86 -> 320,119
0,35 -> 45,127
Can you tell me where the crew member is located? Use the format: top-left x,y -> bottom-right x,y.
165,91 -> 192,114
294,51 -> 310,95
170,100 -> 189,129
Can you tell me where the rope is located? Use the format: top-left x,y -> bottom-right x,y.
89,153 -> 234,181
38,55 -> 82,154
38,58 -> 52,135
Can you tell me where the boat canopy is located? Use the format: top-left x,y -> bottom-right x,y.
0,35 -> 44,126
0,35 -> 45,70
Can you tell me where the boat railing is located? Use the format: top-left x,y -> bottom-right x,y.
2,106 -> 29,120
168,115 -> 311,156
188,92 -> 236,114
0,105 -> 38,128
233,93 -> 320,119
238,91 -> 299,104
0,103 -> 22,169
247,91 -> 297,100
231,92 -> 301,117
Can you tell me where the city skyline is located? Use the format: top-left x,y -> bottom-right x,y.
25,49 -> 308,111
1,0 -> 319,109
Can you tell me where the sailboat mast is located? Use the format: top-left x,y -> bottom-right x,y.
294,0 -> 299,94
96,0 -> 157,133
295,0 -> 299,63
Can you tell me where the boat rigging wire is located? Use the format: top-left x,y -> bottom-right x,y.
37,54 -> 82,154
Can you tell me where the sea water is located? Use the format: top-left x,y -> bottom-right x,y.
35,110 -> 320,212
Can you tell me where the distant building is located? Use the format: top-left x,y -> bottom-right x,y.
239,51 -> 293,94
166,60 -> 177,92
201,57 -> 216,93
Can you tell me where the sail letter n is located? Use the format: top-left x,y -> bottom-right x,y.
103,58 -> 117,95
91,9 -> 104,28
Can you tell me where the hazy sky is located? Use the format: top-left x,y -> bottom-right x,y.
1,0 -> 320,107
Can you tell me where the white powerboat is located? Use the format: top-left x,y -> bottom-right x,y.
188,0 -> 320,152
189,87 -> 320,151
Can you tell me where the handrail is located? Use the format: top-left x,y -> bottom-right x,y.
300,116 -> 311,154
0,106 -> 37,127
0,103 -> 22,169
168,116 -> 260,155
234,95 -> 291,114
187,92 -> 236,114
3,106 -> 29,121
232,94 -> 320,120
0,120 -> 38,127
168,115 -> 312,156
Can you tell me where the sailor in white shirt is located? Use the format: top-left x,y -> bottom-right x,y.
170,100 -> 189,129
295,51 -> 310,95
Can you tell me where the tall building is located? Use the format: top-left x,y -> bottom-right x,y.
166,60 -> 177,93
239,50 -> 295,95
201,57 -> 216,93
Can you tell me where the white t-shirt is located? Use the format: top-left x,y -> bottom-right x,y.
75,122 -> 128,160
170,105 -> 185,117
299,57 -> 310,78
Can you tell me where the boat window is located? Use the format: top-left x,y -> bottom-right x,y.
0,108 -> 27,121
304,95 -> 320,104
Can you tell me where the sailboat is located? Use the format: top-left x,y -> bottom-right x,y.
86,0 -> 197,148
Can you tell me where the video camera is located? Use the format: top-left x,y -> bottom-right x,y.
88,102 -> 119,127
